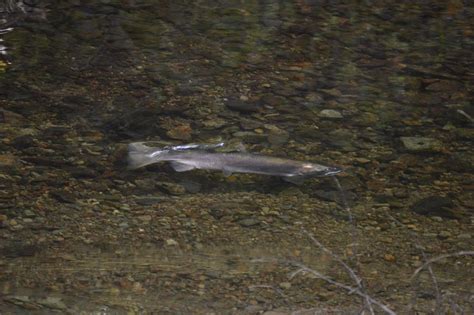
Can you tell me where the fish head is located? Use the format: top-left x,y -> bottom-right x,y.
300,163 -> 342,177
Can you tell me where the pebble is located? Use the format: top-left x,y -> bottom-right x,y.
318,109 -> 343,119
0,214 -> 7,223
135,179 -> 157,190
156,182 -> 186,195
24,210 -> 36,217
237,218 -> 260,227
438,231 -> 451,239
384,253 -> 396,262
202,118 -> 226,129
137,215 -> 152,222
279,282 -> 292,289
166,239 -> 179,246
0,109 -> 27,124
0,154 -> 19,167
119,222 -> 129,229
135,196 -> 168,205
180,180 -> 202,193
226,98 -> 260,113
354,157 -> 371,164
267,131 -> 289,145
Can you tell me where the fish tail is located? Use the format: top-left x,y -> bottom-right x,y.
127,142 -> 167,169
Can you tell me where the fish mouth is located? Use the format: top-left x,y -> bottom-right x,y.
314,166 -> 343,176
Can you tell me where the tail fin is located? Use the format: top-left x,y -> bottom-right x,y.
127,142 -> 166,170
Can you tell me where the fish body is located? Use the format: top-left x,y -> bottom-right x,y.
127,142 -> 341,183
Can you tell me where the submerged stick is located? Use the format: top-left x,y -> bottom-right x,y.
411,251 -> 474,281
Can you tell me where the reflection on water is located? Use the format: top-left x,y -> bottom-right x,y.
1,0 -> 473,313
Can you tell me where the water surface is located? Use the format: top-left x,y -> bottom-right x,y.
1,1 -> 473,314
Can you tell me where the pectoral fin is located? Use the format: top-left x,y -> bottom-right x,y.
170,161 -> 195,172
283,176 -> 305,185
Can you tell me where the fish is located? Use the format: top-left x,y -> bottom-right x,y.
127,142 -> 342,184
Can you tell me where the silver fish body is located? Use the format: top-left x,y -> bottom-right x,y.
127,142 -> 341,183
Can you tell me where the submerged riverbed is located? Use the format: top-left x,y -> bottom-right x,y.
1,1 -> 473,314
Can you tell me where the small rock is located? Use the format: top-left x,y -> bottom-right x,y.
137,215 -> 152,222
0,109 -> 27,124
327,129 -> 356,151
279,282 -> 292,289
238,218 -> 260,227
166,123 -> 192,140
0,242 -> 41,257
262,311 -> 288,315
267,131 -> 289,145
318,109 -> 343,119
166,239 -> 179,246
69,167 -> 97,178
11,135 -> 35,149
50,190 -> 76,204
23,209 -> 36,217
202,118 -> 226,129
180,180 -> 201,193
156,182 -> 186,195
232,131 -> 267,144
134,196 -> 168,205
0,154 -> 19,167
320,88 -> 342,97
411,196 -> 459,219
261,94 -> 287,107
119,222 -> 129,229
400,137 -> 443,152
457,233 -> 471,239
425,80 -> 462,92
313,190 -> 356,204
134,179 -> 157,190
354,157 -> 371,164
3,295 -> 39,310
438,231 -> 451,240
37,296 -> 67,310
240,119 -> 262,130
383,253 -> 396,262
226,98 -> 260,113
354,112 -> 379,126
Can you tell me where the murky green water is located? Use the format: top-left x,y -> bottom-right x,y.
1,1 -> 473,314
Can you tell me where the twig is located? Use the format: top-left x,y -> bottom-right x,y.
332,176 -> 374,314
456,109 -> 474,125
288,261 -> 395,315
387,214 -> 445,313
416,244 -> 442,314
302,230 -> 363,292
411,251 -> 474,281
253,257 -> 396,315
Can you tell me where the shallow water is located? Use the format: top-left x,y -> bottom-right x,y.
1,1 -> 473,314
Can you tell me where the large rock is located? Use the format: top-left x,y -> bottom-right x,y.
411,196 -> 460,219
400,137 -> 443,152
